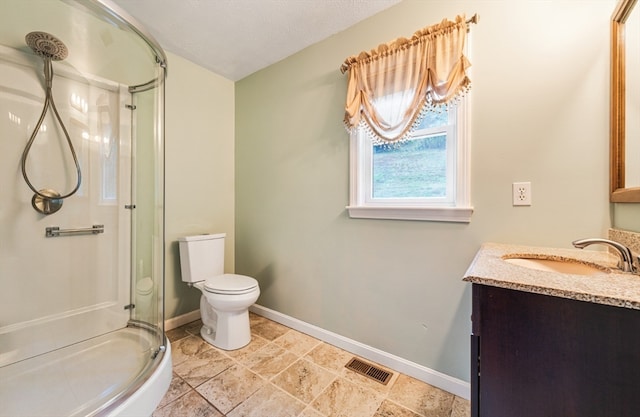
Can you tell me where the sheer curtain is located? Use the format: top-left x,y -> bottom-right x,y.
342,15 -> 473,143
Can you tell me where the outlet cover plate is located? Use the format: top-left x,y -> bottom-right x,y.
513,182 -> 532,206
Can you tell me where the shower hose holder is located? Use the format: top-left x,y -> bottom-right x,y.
32,189 -> 63,215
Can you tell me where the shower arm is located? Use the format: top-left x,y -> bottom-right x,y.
20,57 -> 82,201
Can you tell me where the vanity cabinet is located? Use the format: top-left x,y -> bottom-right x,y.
471,284 -> 640,417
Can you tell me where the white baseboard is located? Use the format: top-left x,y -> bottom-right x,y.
249,304 -> 470,400
164,309 -> 201,331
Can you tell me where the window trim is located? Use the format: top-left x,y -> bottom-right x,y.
346,98 -> 473,222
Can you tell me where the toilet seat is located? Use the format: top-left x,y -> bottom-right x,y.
204,274 -> 258,295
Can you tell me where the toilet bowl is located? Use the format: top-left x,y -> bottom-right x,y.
194,274 -> 259,350
178,234 -> 260,350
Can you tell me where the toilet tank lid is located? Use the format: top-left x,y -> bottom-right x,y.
178,233 -> 226,242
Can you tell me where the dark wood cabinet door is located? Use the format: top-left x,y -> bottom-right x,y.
472,284 -> 640,417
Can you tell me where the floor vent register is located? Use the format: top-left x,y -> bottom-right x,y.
345,357 -> 393,385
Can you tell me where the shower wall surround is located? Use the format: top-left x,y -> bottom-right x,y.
0,47 -> 131,365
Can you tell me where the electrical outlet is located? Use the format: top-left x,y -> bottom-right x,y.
512,182 -> 532,206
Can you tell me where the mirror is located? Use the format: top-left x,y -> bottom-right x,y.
611,0 -> 640,202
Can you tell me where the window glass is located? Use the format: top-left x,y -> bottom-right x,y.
373,133 -> 447,199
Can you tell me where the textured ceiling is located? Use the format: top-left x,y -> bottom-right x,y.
110,0 -> 402,81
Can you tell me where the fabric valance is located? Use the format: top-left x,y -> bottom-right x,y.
342,15 -> 473,143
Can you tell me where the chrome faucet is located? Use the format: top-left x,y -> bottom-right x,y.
572,238 -> 637,273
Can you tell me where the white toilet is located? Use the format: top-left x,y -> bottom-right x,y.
178,233 -> 260,350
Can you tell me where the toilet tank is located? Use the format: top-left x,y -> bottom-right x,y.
177,233 -> 226,283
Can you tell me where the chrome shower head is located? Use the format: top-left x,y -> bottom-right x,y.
25,31 -> 68,61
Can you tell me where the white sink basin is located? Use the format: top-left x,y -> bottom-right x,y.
503,257 -> 608,276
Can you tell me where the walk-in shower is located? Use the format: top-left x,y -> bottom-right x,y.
0,1 -> 171,416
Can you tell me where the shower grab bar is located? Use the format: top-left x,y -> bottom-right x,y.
45,224 -> 104,238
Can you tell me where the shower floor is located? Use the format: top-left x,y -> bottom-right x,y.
0,327 -> 158,417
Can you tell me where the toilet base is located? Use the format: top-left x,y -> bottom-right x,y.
198,293 -> 254,351
200,310 -> 251,350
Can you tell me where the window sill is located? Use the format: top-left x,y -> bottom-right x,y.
346,205 -> 473,222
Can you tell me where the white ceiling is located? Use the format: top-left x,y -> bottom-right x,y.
110,0 -> 402,81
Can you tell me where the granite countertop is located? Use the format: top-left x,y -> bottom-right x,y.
463,242 -> 640,310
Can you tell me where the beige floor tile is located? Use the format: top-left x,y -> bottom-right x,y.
165,326 -> 190,343
299,405 -> 327,417
222,334 -> 270,361
183,319 -> 202,336
311,377 -> 385,417
171,336 -> 214,367
305,343 -> 354,374
184,319 -> 204,336
388,375 -> 455,417
243,342 -> 299,379
196,364 -> 266,414
450,396 -> 471,417
227,384 -> 306,417
251,317 -> 290,340
249,312 -> 268,326
272,358 -> 337,404
152,390 -> 222,417
373,400 -> 423,417
173,347 -> 235,387
156,373 -> 192,409
273,329 -> 322,356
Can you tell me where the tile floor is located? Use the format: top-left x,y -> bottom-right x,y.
154,313 -> 470,417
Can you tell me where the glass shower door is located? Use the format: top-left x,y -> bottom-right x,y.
129,77 -> 165,348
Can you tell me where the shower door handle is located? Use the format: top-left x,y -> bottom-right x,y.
45,224 -> 104,237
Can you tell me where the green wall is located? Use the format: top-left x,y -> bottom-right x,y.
235,0 -> 615,382
613,204 -> 640,231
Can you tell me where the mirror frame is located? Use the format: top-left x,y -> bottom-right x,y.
611,0 -> 640,202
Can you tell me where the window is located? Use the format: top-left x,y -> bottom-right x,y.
347,98 -> 472,222
341,15 -> 475,222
